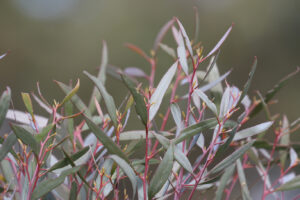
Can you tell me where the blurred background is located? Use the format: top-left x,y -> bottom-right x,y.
0,0 -> 299,120
0,0 -> 299,199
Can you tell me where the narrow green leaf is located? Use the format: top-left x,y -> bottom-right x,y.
233,121 -> 273,141
21,92 -> 34,116
55,81 -> 91,117
84,116 -> 130,163
0,133 -> 17,161
49,146 -> 89,171
159,43 -> 176,59
236,159 -> 252,200
276,175 -> 300,191
175,18 -> 193,57
215,164 -> 235,200
149,143 -> 174,199
84,71 -> 118,127
110,155 -> 137,198
32,166 -> 81,200
65,101 -> 74,140
34,124 -> 55,142
0,87 -> 11,127
153,132 -> 170,148
69,182 -> 78,200
119,130 -> 172,141
149,61 -> 178,121
174,147 -> 193,173
250,67 -> 299,117
170,103 -> 182,128
11,124 -> 40,155
194,89 -> 218,116
174,118 -> 217,144
59,79 -> 80,107
88,41 -> 108,114
121,74 -> 147,126
210,141 -> 254,174
280,115 -> 290,167
177,45 -> 189,75
238,57 -> 257,105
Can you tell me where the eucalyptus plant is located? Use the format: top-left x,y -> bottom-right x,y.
0,14 -> 299,200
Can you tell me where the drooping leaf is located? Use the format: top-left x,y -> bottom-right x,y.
0,87 -> 11,127
174,118 -> 217,144
233,121 -> 273,141
199,70 -> 231,93
215,164 -> 235,200
177,45 -> 189,75
153,18 -> 175,52
0,133 -> 17,162
250,67 -> 300,117
210,140 -> 254,174
69,182 -> 78,200
59,79 -> 80,107
110,155 -> 137,198
238,57 -> 257,106
31,166 -> 81,200
149,61 -> 178,121
194,89 -> 218,116
125,43 -> 151,62
236,159 -> 252,200
11,124 -> 40,155
170,103 -> 182,128
55,81 -> 91,117
121,74 -> 147,126
84,116 -> 130,163
159,43 -> 176,59
49,146 -> 89,171
84,71 -> 118,127
205,24 -> 233,59
124,67 -> 147,78
149,143 -> 174,199
276,175 -> 300,191
174,147 -> 193,173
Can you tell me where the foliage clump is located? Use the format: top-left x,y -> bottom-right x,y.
0,13 -> 299,200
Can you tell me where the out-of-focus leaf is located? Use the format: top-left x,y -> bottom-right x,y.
175,18 -> 193,57
125,43 -> 151,62
0,87 -> 11,127
88,41 -> 108,114
233,121 -> 273,141
149,143 -> 174,199
0,133 -> 16,162
137,177 -> 148,200
219,86 -> 240,119
84,71 -> 118,127
124,67 -> 147,78
200,51 -> 220,84
210,141 -> 254,174
119,130 -> 172,141
110,155 -> 137,198
32,166 -> 81,200
177,46 -> 189,75
172,26 -> 184,47
199,70 -> 231,93
0,52 -> 7,60
121,74 -> 147,126
250,67 -> 300,117
236,159 -> 252,200
238,57 -> 257,105
153,132 -> 170,148
276,175 -> 300,191
59,79 -> 80,107
69,182 -> 77,200
159,43 -> 176,59
153,18 -> 175,52
205,24 -> 233,59
149,61 -> 178,121
289,148 -> 298,168
34,124 -> 55,142
49,146 -> 89,171
84,116 -> 130,163
194,89 -> 218,116
280,115 -> 290,167
193,7 -> 199,43
21,93 -> 34,117
170,103 -> 181,128
55,81 -> 91,117
174,147 -> 193,173
11,124 -> 40,155
215,164 -> 235,200
174,118 -> 217,144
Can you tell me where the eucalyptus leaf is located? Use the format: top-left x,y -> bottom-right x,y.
0,87 -> 11,127
236,159 -> 252,200
0,133 -> 16,162
276,175 -> 300,191
59,79 -> 80,107
233,121 -> 273,141
194,89 -> 218,116
215,164 -> 235,200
